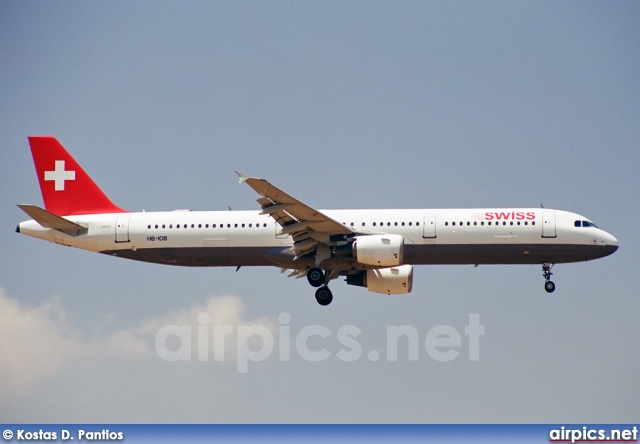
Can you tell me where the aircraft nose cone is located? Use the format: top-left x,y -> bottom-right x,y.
603,231 -> 619,255
15,223 -> 20,233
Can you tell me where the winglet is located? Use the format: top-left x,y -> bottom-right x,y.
235,171 -> 250,185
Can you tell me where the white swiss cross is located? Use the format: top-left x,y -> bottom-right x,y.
44,160 -> 76,191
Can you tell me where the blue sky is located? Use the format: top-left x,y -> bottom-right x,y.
1,1 -> 638,423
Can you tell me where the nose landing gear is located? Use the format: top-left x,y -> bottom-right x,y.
542,263 -> 555,293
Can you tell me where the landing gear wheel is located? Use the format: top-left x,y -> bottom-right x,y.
544,281 -> 556,293
315,286 -> 333,306
307,267 -> 325,288
541,262 -> 555,293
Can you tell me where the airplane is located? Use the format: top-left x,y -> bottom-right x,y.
16,137 -> 619,306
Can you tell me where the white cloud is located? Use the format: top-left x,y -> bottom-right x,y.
0,289 -> 83,394
135,295 -> 278,363
0,288 -> 277,397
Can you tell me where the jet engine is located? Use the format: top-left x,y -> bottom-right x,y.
352,234 -> 404,267
346,264 -> 413,295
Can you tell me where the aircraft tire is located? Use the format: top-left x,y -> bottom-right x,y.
315,286 -> 333,306
307,267 -> 325,288
544,281 -> 556,293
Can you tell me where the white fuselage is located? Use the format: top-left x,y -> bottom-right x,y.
17,208 -> 619,270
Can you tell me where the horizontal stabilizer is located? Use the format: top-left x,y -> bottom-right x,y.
17,204 -> 86,231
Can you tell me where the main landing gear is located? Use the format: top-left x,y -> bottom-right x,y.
315,286 -> 333,306
542,262 -> 556,293
307,267 -> 333,306
307,267 -> 325,287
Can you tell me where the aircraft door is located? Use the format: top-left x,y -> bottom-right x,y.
542,212 -> 557,238
422,215 -> 436,238
115,215 -> 130,243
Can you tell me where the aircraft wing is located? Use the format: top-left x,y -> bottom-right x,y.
236,172 -> 354,260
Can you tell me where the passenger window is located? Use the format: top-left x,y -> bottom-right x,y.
488,222 -> 491,226
198,224 -> 202,228
473,221 -> 477,226
532,221 -> 535,226
249,223 -> 252,227
467,222 -> 470,226
510,221 -> 513,225
263,223 -> 267,227
176,225 -> 180,229
147,225 -> 151,229
416,222 -> 420,226
481,221 -> 484,226
162,224 -> 165,229
452,222 -> 456,226
154,224 -> 158,229
191,224 -> 194,228
170,224 -> 173,229
394,222 -> 398,226
242,224 -> 245,228
524,221 -> 528,225
402,222 -> 405,226
212,224 -> 216,228
408,222 -> 412,226
362,222 -> 366,227
445,222 -> 449,226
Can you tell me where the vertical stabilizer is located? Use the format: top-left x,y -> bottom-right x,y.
28,136 -> 127,216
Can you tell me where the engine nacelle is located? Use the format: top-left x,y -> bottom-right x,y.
352,234 -> 404,267
346,265 -> 414,295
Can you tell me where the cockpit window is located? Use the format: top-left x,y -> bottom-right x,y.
576,220 -> 598,228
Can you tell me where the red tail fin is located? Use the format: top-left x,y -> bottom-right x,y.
28,136 -> 127,216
